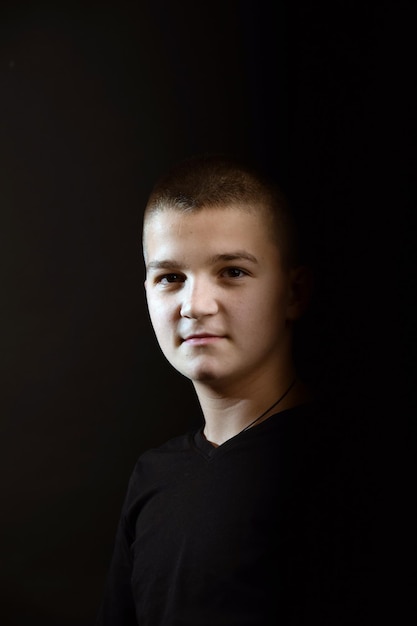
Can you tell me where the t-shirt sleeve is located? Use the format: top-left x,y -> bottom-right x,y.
95,476 -> 138,626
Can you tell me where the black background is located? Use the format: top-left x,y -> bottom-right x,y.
1,1 -> 415,624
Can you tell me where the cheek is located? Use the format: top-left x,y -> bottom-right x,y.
147,297 -> 177,339
233,285 -> 286,327
146,297 -> 163,331
232,303 -> 267,346
254,290 -> 291,337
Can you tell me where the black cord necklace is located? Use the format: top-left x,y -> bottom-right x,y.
241,378 -> 297,433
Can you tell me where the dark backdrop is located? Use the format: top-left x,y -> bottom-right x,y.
1,1 -> 415,624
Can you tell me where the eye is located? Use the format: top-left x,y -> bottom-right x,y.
222,267 -> 248,279
158,273 -> 184,285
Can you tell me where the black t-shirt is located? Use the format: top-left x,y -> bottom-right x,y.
96,402 -> 368,625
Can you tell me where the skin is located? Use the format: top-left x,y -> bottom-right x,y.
143,204 -> 311,446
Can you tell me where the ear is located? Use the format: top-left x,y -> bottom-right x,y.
286,266 -> 314,321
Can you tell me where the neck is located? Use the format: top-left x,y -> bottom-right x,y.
195,373 -> 312,447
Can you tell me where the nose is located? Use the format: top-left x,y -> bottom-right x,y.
180,277 -> 219,319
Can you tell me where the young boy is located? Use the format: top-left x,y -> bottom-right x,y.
97,154 -> 359,625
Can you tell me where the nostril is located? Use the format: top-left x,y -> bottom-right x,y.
180,287 -> 219,319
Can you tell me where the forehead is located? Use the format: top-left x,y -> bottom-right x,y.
143,205 -> 276,258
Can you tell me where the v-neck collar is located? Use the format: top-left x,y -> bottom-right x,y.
191,403 -> 313,461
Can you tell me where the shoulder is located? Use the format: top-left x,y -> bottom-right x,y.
137,430 -> 197,463
125,430 -> 198,491
117,430 -> 198,526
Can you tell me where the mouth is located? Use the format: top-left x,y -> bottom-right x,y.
182,333 -> 224,346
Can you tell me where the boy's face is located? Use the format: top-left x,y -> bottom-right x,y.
143,205 -> 301,390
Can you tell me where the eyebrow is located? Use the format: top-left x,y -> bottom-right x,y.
146,259 -> 183,272
146,251 -> 259,272
209,252 -> 258,264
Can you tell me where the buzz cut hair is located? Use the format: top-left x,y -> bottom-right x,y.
143,153 -> 301,268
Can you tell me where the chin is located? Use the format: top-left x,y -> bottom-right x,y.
178,363 -> 222,383
184,369 -> 219,383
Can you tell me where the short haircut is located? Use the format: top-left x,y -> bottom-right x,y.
143,153 -> 301,268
